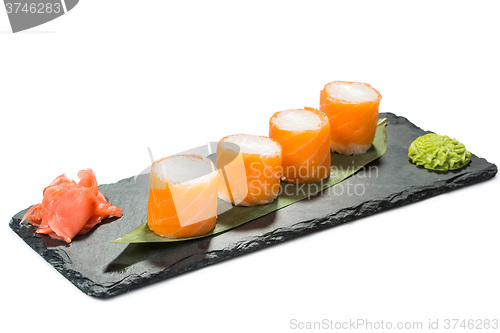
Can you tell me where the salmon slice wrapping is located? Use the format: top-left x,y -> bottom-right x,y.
320,81 -> 382,155
217,134 -> 282,207
20,169 -> 123,243
147,154 -> 219,239
269,108 -> 331,183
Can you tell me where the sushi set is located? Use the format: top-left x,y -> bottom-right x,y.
9,81 -> 497,297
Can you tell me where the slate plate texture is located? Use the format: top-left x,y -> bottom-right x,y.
9,113 -> 497,298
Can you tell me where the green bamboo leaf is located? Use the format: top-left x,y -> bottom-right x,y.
112,118 -> 388,243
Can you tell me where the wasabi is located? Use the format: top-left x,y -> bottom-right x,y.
408,133 -> 471,171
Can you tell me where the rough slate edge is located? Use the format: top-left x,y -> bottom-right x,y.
9,113 -> 498,298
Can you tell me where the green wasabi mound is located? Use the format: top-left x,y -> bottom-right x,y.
408,133 -> 471,171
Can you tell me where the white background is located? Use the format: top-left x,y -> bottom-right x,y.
1,1 -> 499,332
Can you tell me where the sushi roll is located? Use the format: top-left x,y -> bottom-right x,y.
320,81 -> 382,155
269,108 -> 331,183
147,154 -> 218,238
217,134 -> 282,206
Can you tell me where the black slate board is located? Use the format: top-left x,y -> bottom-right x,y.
9,113 -> 497,298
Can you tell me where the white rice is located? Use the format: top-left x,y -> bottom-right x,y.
331,142 -> 372,155
325,82 -> 379,103
152,155 -> 215,185
272,109 -> 323,131
219,134 -> 281,156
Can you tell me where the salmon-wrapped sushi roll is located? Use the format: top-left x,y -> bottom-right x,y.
320,81 -> 382,155
147,154 -> 218,238
217,134 -> 282,206
269,108 -> 331,183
